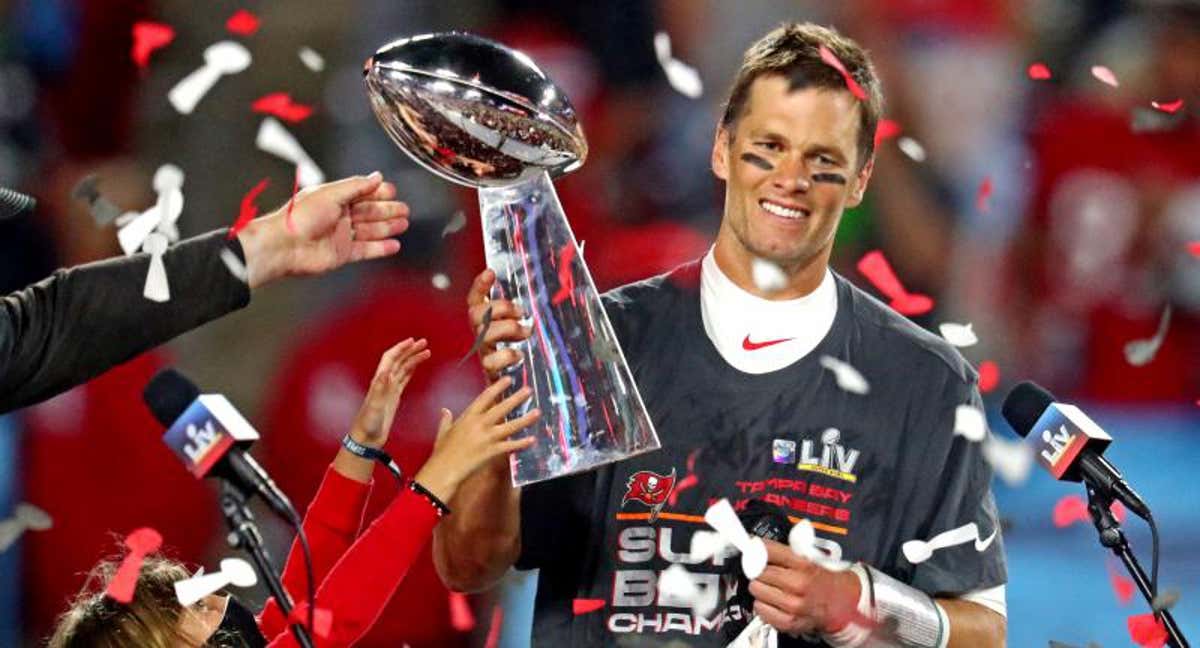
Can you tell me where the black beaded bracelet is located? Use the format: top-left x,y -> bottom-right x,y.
340,434 -> 404,485
408,480 -> 451,517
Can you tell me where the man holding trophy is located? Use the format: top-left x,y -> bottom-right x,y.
365,21 -> 1005,648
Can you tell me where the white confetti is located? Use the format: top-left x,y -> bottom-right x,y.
787,519 -> 851,572
0,503 -> 52,553
728,615 -> 777,648
256,118 -> 325,187
220,248 -> 249,283
168,41 -> 252,115
902,521 -> 996,565
981,434 -> 1033,486
938,321 -> 978,347
953,405 -> 987,442
703,498 -> 766,580
117,206 -> 162,255
1123,305 -> 1171,367
1091,65 -> 1119,88
152,164 -> 185,242
441,210 -> 466,237
174,557 -> 257,606
897,136 -> 927,162
688,529 -> 727,563
818,355 -> 870,395
143,232 -> 171,302
431,272 -> 451,290
750,257 -> 787,294
653,31 -> 703,99
658,564 -> 718,617
298,46 -> 325,73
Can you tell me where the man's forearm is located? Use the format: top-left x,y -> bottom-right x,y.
937,598 -> 1005,648
432,459 -> 521,592
0,230 -> 249,413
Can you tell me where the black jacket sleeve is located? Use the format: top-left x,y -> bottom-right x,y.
0,229 -> 251,413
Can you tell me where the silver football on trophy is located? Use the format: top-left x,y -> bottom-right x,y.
363,32 -> 587,189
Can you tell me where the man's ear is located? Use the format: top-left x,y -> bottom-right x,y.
846,155 -> 875,208
712,127 -> 730,181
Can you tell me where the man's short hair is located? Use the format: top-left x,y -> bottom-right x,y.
720,23 -> 883,171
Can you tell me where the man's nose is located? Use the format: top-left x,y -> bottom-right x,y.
771,156 -> 811,193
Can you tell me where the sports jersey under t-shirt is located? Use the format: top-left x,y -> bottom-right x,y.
517,259 -> 1006,647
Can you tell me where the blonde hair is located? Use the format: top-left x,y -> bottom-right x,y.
48,554 -> 194,648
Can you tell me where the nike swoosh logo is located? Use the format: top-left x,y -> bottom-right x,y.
975,527 -> 998,551
742,335 -> 796,351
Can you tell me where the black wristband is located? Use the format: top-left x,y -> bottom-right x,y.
408,480 -> 451,517
341,434 -> 404,484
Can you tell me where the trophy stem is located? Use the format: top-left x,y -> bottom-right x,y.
478,173 -> 660,486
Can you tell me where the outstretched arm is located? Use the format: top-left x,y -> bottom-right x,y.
0,173 -> 409,414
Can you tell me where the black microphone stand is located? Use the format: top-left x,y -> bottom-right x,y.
219,482 -> 315,648
1086,485 -> 1188,648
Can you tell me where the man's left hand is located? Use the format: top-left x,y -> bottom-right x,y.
748,538 -> 862,637
238,172 -> 411,289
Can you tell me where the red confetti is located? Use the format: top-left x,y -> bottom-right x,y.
668,448 -> 701,506
285,166 -> 300,234
874,119 -> 902,149
1109,565 -> 1135,604
1112,500 -> 1128,524
856,250 -> 935,316
976,176 -> 993,213
105,527 -> 163,603
1188,242 -> 1200,257
1091,65 -> 1119,88
286,602 -> 332,639
1151,99 -> 1184,114
978,361 -> 999,393
1053,495 -> 1129,528
573,598 -> 606,615
131,21 -> 175,70
1053,494 -> 1088,528
252,92 -> 314,124
818,45 -> 867,101
483,605 -> 503,648
1027,62 -> 1052,80
226,9 -> 261,37
1128,613 -> 1168,648
449,591 -> 476,632
228,178 -> 270,239
551,244 -> 577,306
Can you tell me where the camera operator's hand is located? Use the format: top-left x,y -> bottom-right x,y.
465,269 -> 532,379
414,376 -> 540,503
349,338 -> 431,449
237,172 -> 411,289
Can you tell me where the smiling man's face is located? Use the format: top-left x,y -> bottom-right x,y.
712,75 -> 873,282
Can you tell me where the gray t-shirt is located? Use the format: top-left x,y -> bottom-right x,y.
518,260 -> 1006,647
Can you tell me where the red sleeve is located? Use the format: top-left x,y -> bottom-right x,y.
264,486 -> 441,648
257,466 -> 372,639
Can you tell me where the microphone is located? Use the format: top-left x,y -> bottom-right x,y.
144,368 -> 297,522
0,186 -> 36,220
1001,381 -> 1151,520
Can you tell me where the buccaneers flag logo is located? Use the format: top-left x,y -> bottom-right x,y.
622,469 -> 677,523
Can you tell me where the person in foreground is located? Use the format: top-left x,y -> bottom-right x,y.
0,171 -> 410,414
47,337 -> 541,647
435,23 -> 1006,647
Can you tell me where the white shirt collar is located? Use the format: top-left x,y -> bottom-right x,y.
699,249 -> 838,374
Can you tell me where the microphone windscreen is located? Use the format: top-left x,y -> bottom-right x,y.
0,186 -> 36,219
144,368 -> 200,427
1001,381 -> 1055,439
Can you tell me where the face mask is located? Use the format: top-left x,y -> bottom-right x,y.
208,595 -> 266,648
